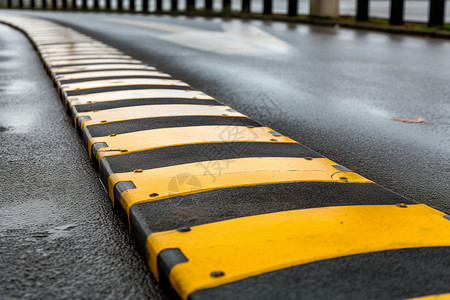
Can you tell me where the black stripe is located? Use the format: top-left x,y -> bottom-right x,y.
157,249 -> 189,298
100,141 -> 321,187
129,182 -> 412,256
65,85 -> 190,97
59,75 -> 170,84
190,247 -> 450,300
85,115 -> 255,140
157,248 -> 189,282
72,98 -> 220,115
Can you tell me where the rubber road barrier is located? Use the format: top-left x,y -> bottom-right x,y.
1,14 -> 449,300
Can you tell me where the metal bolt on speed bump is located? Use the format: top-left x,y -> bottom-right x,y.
210,271 -> 225,277
304,157 -> 313,160
269,131 -> 283,137
109,134 -> 116,137
340,177 -> 348,182
177,227 -> 191,232
133,169 -> 143,173
397,203 -> 408,208
149,193 -> 159,197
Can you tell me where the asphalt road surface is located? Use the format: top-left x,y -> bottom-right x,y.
1,10 -> 449,299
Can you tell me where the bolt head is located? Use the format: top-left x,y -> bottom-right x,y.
210,271 -> 225,277
177,227 -> 191,233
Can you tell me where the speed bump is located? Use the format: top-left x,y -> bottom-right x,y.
49,64 -> 155,78
88,125 -> 295,161
2,14 -> 448,300
65,89 -> 211,109
60,78 -> 189,99
147,204 -> 450,299
54,70 -> 171,84
76,104 -> 245,129
109,157 -> 371,211
47,58 -> 142,68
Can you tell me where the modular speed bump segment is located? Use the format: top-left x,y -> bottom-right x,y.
2,14 -> 449,300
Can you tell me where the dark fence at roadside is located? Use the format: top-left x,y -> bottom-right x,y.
1,0 -> 448,27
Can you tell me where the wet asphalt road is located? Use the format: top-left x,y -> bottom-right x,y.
1,10 -> 449,299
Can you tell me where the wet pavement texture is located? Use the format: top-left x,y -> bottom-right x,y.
0,22 -> 167,299
0,11 -> 449,299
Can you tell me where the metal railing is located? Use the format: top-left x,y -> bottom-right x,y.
1,0 -> 448,27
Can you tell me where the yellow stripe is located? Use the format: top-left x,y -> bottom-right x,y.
78,104 -> 246,129
108,157 -> 370,211
35,40 -> 94,45
32,34 -> 89,38
55,70 -> 170,81
146,204 -> 450,299
34,39 -> 93,44
50,64 -> 154,76
61,78 -> 188,95
48,58 -> 141,67
89,125 -> 295,159
40,48 -> 121,55
39,46 -> 111,53
67,89 -> 212,108
37,43 -> 108,49
408,294 -> 450,300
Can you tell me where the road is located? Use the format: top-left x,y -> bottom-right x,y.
1,10 -> 449,299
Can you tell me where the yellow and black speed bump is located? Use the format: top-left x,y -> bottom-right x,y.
66,89 -> 214,114
61,80 -> 191,99
2,14 -> 449,300
72,97 -> 222,117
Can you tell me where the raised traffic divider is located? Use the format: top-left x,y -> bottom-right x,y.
1,14 -> 449,300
